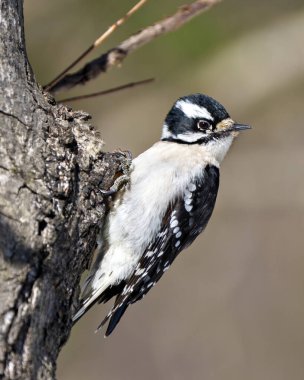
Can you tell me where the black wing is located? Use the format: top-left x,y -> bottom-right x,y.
101,164 -> 219,335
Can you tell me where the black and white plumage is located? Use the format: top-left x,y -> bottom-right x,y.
72,93 -> 250,336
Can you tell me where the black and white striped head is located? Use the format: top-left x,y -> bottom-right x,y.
161,94 -> 250,144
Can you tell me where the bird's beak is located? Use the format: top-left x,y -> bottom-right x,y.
230,123 -> 251,132
215,119 -> 251,135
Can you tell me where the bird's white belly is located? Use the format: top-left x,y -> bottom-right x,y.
94,141 -> 223,286
99,168 -> 180,283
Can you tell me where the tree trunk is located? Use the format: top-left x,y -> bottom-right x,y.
0,1 -> 124,378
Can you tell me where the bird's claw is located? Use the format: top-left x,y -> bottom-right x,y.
100,150 -> 132,197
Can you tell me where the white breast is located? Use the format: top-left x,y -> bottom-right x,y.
93,137 -> 233,286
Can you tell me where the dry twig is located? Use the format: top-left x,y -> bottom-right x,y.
48,0 -> 221,94
59,78 -> 154,103
44,0 -> 148,91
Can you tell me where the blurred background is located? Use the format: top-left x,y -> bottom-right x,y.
24,1 -> 304,379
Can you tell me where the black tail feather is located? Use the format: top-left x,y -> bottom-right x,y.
105,304 -> 128,336
95,302 -> 129,336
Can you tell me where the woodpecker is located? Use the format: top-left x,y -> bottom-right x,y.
73,93 -> 250,336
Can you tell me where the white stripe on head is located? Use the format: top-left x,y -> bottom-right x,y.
175,100 -> 214,121
176,132 -> 206,143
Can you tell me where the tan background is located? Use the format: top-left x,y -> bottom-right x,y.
25,1 -> 304,379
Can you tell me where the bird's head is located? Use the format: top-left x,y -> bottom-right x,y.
161,94 -> 250,145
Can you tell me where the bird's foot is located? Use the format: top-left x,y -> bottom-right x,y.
100,150 -> 132,196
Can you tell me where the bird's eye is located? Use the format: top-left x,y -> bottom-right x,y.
197,119 -> 212,131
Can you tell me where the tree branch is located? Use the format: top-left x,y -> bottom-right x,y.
44,0 -> 148,92
48,0 -> 221,95
58,78 -> 154,103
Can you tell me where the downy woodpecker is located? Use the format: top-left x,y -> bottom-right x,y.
73,93 -> 250,336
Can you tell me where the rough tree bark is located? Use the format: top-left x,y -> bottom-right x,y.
0,1 -> 125,379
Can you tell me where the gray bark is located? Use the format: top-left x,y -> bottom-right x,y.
0,1 -> 124,378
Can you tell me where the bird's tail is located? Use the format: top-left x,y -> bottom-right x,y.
95,303 -> 129,336
72,271 -> 130,335
72,278 -> 109,324
105,304 -> 129,336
